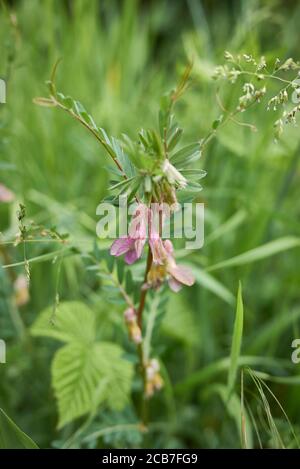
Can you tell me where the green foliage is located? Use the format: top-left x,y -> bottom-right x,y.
31,301 -> 96,344
207,237 -> 300,272
227,282 -> 244,398
82,410 -> 143,448
31,302 -> 133,428
35,56 -> 205,208
188,265 -> 235,305
0,408 -> 38,449
210,385 -> 253,448
1,0 -> 300,450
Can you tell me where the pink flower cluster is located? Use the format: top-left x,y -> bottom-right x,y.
110,203 -> 194,292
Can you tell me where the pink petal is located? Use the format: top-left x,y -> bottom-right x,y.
134,238 -> 146,258
128,204 -> 148,239
149,238 -> 167,265
168,277 -> 183,292
0,183 -> 15,203
125,248 -> 139,265
168,263 -> 195,287
164,239 -> 174,255
124,307 -> 136,322
110,237 -> 134,256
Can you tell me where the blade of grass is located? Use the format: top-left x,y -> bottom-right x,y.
175,355 -> 291,394
227,281 -> 244,399
188,264 -> 235,305
206,237 -> 300,272
247,369 -> 285,448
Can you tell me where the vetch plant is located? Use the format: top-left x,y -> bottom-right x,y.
32,55 -> 300,433
34,63 -> 206,428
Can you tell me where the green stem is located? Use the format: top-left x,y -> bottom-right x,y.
136,246 -> 153,428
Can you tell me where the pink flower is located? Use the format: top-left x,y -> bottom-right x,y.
110,202 -> 195,294
164,240 -> 195,292
146,239 -> 195,292
167,263 -> 195,292
110,204 -> 148,265
0,183 -> 15,203
110,236 -> 139,264
148,205 -> 168,265
149,229 -> 168,265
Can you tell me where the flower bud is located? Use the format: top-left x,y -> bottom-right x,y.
145,358 -> 163,398
162,159 -> 187,188
129,323 -> 142,344
124,307 -> 142,344
124,307 -> 136,323
14,274 -> 30,306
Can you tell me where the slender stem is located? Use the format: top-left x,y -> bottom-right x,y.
137,342 -> 148,428
238,70 -> 295,86
136,246 -> 153,428
51,97 -> 125,175
137,247 -> 153,329
49,95 -> 141,203
201,92 -> 260,150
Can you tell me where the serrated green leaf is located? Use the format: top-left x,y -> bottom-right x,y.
52,342 -> 133,428
31,301 -> 96,344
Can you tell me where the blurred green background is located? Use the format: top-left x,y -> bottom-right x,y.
1,0 -> 300,448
